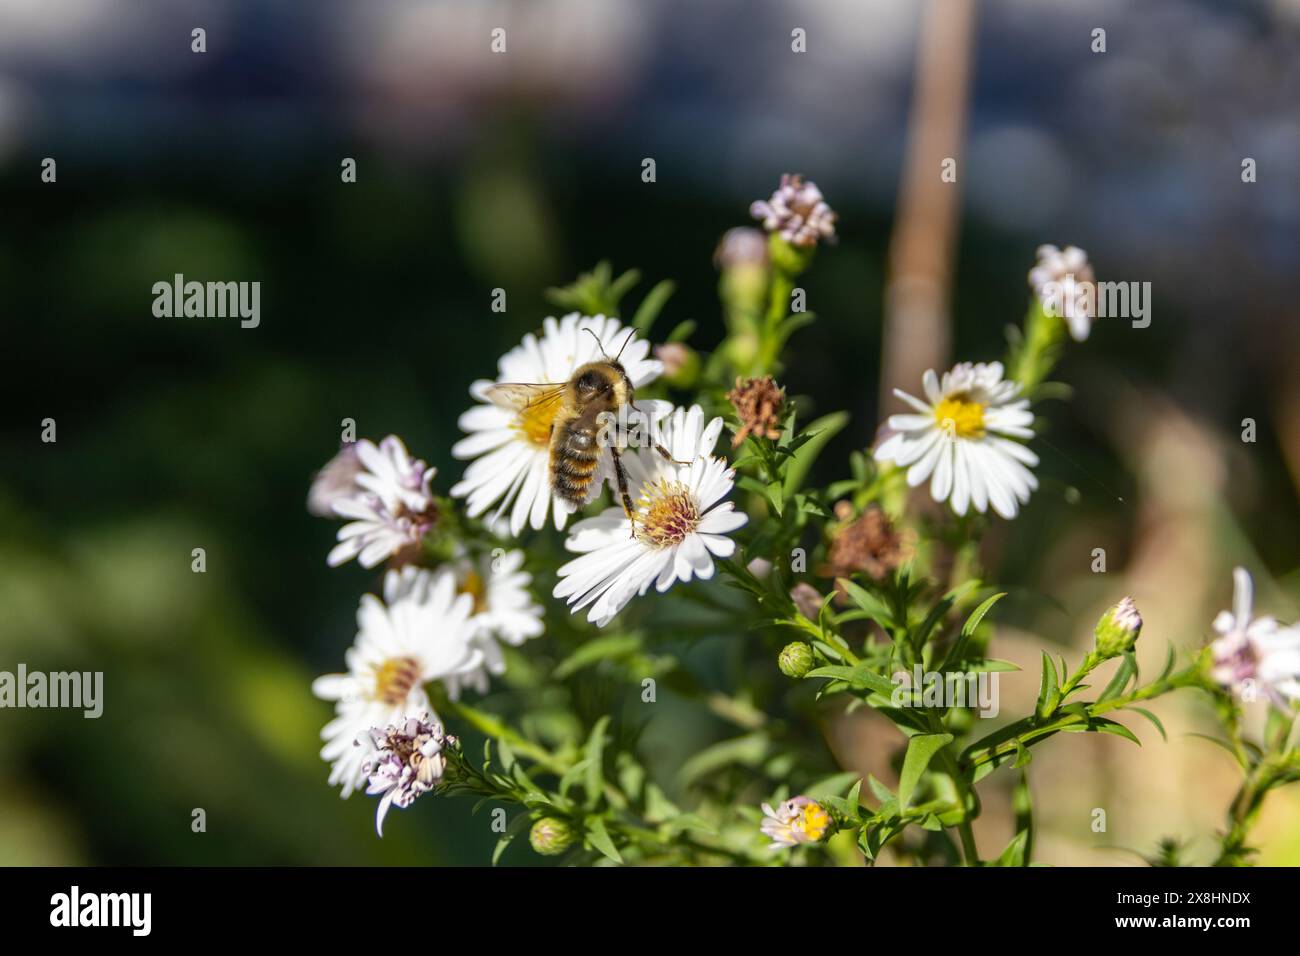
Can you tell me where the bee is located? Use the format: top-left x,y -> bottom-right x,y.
485,330 -> 679,528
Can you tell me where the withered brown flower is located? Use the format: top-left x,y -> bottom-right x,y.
727,375 -> 785,448
818,505 -> 906,583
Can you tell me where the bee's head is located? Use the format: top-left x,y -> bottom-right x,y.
574,363 -> 612,399
573,362 -> 632,404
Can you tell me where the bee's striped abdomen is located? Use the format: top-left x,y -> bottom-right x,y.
552,422 -> 601,505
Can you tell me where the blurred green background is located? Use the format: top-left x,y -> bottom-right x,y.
2,0 -> 1299,864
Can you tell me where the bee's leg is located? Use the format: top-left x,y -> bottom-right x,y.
610,447 -> 638,537
654,443 -> 692,466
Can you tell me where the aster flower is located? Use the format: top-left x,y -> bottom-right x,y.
362,713 -> 453,837
436,549 -> 545,699
1029,244 -> 1096,342
1210,567 -> 1300,706
553,405 -> 747,627
327,436 -> 439,568
874,361 -> 1038,520
727,375 -> 785,447
750,174 -> 837,248
450,313 -> 663,536
312,567 -> 483,797
760,796 -> 832,849
307,442 -> 363,517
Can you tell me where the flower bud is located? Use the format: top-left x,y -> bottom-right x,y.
529,816 -> 576,856
1094,596 -> 1142,658
653,342 -> 700,390
778,641 -> 815,679
789,582 -> 823,621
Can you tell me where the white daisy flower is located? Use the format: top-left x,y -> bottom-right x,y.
1029,243 -> 1096,342
874,361 -> 1039,520
1210,567 -> 1300,706
327,435 -> 438,569
312,567 -> 483,797
450,313 -> 662,536
553,405 -> 748,627
759,796 -> 832,849
437,549 -> 545,699
362,713 -> 452,837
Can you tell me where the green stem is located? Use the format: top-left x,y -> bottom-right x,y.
440,697 -> 567,775
939,748 -> 980,866
1213,768 -> 1267,866
755,271 -> 794,375
1055,650 -> 1105,707
966,664 -> 1205,771
1008,300 -> 1064,396
925,709 -> 980,866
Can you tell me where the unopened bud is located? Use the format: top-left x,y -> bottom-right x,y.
653,342 -> 700,390
1094,596 -> 1142,658
529,816 -> 576,856
778,641 -> 815,678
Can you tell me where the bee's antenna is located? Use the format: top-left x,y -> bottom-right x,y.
614,328 -> 636,363
583,327 -> 611,359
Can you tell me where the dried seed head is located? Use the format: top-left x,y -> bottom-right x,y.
727,375 -> 785,448
818,506 -> 906,583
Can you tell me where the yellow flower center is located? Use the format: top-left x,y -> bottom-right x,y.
634,479 -> 700,548
374,656 -> 421,706
457,569 -> 489,615
515,398 -> 560,447
933,395 -> 986,439
797,803 -> 831,841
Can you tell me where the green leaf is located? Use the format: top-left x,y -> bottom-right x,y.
782,410 -> 849,496
898,733 -> 954,810
666,318 -> 696,343
607,268 -> 641,305
1091,716 -> 1141,746
491,813 -> 533,866
584,817 -> 623,863
993,830 -> 1029,867
496,736 -> 517,772
805,770 -> 862,801
583,716 -> 610,810
943,591 -> 1006,667
1012,770 -> 1034,864
913,580 -> 981,651
1098,652 -> 1137,702
631,279 -> 676,334
775,311 -> 817,349
553,634 -> 643,679
1126,707 -> 1167,742
558,757 -> 594,800
866,774 -> 895,805
664,813 -> 717,836
1036,652 -> 1061,718
964,658 -> 1021,673
1012,738 -> 1032,769
678,732 -> 769,788
805,663 -> 896,697
1185,732 -> 1245,767
835,578 -> 895,630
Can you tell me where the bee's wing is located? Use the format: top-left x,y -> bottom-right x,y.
483,382 -> 567,412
